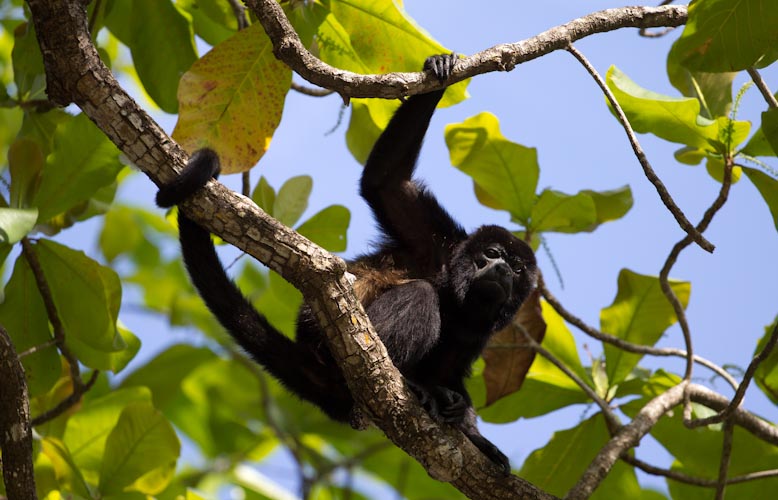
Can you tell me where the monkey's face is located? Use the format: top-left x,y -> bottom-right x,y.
450,225 -> 537,331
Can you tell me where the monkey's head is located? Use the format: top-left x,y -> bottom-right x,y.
449,225 -> 537,332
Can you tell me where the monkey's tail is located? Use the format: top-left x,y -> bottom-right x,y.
160,150 -> 353,422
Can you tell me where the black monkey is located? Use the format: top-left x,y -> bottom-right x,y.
157,54 -> 537,475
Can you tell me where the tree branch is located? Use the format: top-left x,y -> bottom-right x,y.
246,0 -> 688,99
747,68 -> 778,109
566,43 -> 713,253
687,320 -> 778,428
0,324 -> 38,500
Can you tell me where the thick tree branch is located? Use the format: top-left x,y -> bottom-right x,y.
246,0 -> 688,98
0,325 -> 37,500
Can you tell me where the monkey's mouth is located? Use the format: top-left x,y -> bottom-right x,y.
468,280 -> 510,307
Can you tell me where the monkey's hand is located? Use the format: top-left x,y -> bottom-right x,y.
423,53 -> 458,83
407,382 -> 467,424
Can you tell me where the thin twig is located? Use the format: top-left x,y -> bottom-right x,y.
660,155 -> 734,383
230,350 -> 313,494
687,320 -> 778,428
622,455 -> 714,486
638,0 -> 677,36
226,0 -> 248,30
688,384 -> 778,445
747,68 -> 778,108
715,420 -> 735,500
21,238 -> 101,426
242,171 -> 251,197
538,275 -> 739,390
31,371 -> 99,426
566,44 -> 713,253
291,81 -> 335,97
624,454 -> 778,486
17,339 -> 57,358
520,326 -> 621,432
21,239 -> 81,385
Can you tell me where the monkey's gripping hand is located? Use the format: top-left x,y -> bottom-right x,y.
423,53 -> 458,83
408,382 -> 468,424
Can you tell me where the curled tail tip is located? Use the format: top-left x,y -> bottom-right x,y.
190,148 -> 222,178
155,148 -> 223,208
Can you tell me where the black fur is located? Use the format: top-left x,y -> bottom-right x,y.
158,54 -> 537,475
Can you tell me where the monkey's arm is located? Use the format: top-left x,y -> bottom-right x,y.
360,54 -> 467,267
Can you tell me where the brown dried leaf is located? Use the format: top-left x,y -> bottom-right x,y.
482,289 -> 546,406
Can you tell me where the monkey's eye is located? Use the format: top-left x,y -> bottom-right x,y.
484,247 -> 501,259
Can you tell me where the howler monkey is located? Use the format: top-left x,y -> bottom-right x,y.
157,54 -> 538,475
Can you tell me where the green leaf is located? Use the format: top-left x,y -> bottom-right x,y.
705,157 -> 742,184
41,437 -> 92,499
98,402 -> 180,495
251,176 -> 277,215
8,137 -> 44,208
346,100 -> 384,165
120,345 -> 217,410
361,442 -> 466,500
674,0 -> 778,72
667,38 -> 735,119
34,239 -> 124,353
520,414 -> 653,499
317,0 -> 469,162
176,0 -> 236,46
11,22 -> 45,99
742,108 -> 778,157
296,205 -> 350,252
530,189 -> 596,233
172,22 -> 292,173
674,146 -> 707,165
763,108 -> 778,157
480,301 -> 588,422
273,175 -> 312,227
105,0 -> 197,113
64,387 -> 153,475
445,112 -> 539,223
0,256 -> 59,396
32,113 -> 123,222
754,317 -> 778,405
581,186 -> 634,227
606,66 -> 749,153
253,271 -> 303,338
66,322 -> 140,373
0,207 -> 37,244
170,358 -> 265,457
743,167 -> 778,232
601,269 -> 691,386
